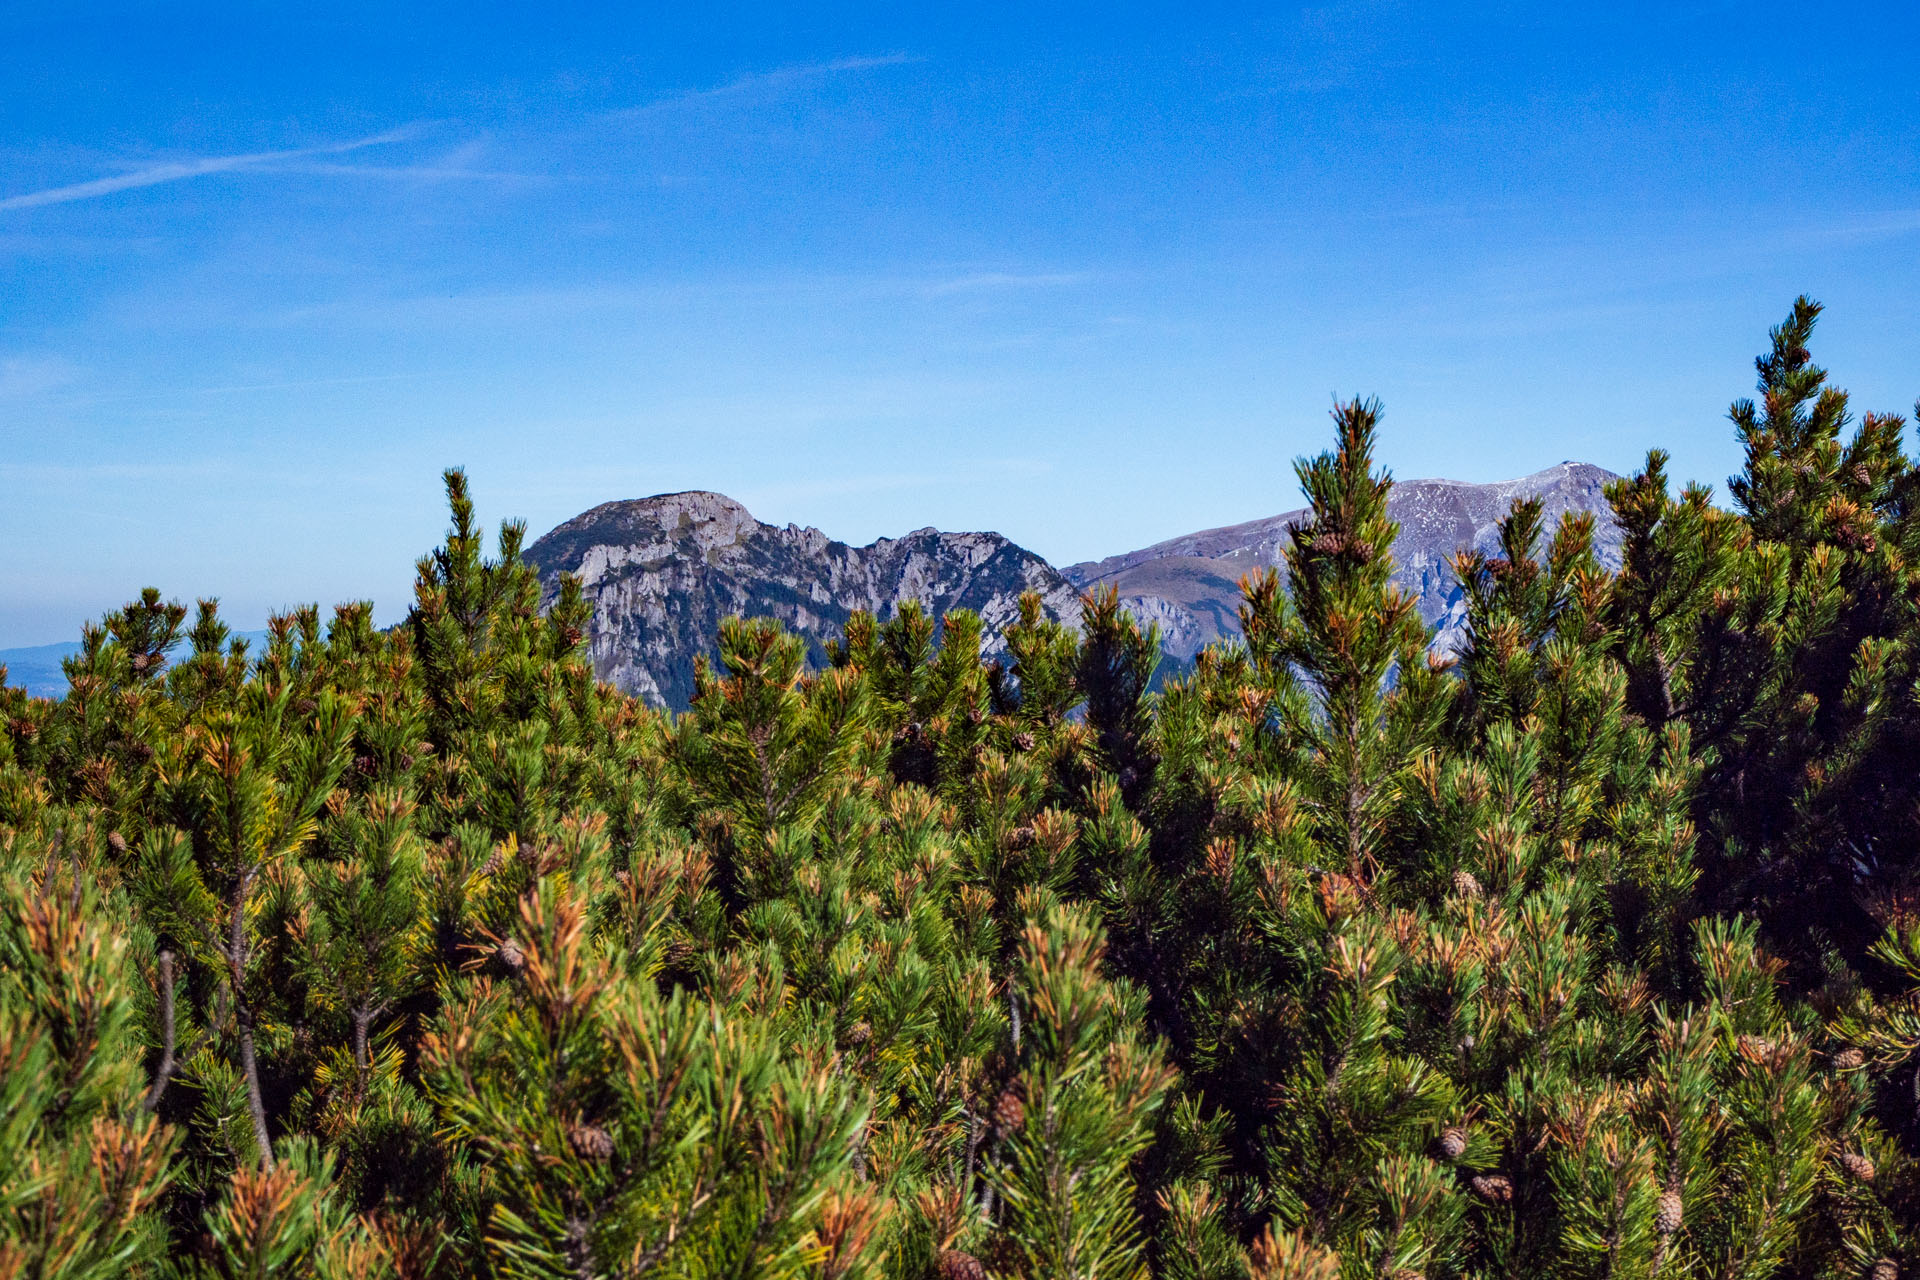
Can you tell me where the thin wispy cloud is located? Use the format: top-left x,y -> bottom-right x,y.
704,52 -> 920,96
266,137 -> 548,184
1808,208 -> 1920,243
921,271 -> 1091,297
619,52 -> 920,115
268,161 -> 540,182
738,457 -> 1052,513
0,355 -> 80,400
234,267 -> 1094,333
0,128 -> 417,212
187,371 -> 425,397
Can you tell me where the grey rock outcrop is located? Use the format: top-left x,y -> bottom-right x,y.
522,491 -> 1079,710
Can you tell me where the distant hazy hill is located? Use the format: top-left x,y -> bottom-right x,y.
1062,462 -> 1624,660
523,491 -> 1080,710
0,630 -> 274,699
0,643 -> 85,699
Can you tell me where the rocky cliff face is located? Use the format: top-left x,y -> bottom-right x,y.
1061,462 -> 1624,659
522,491 -> 1079,710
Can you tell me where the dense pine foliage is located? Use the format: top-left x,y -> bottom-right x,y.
5,299 -> 1920,1279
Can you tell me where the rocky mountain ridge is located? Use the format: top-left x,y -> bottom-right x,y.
524,463 -> 1625,710
1064,462 -> 1625,659
523,491 -> 1079,710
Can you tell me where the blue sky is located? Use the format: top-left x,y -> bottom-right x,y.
3,2 -> 1917,647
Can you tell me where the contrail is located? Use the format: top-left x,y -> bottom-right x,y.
0,128 -> 415,212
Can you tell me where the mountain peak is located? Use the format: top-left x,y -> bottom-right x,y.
1061,462 -> 1624,660
547,489 -> 758,536
1399,460 -> 1613,488
524,499 -> 1075,710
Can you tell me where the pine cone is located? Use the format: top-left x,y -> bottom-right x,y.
107,831 -> 129,856
936,1251 -> 986,1280
1451,870 -> 1483,899
1872,1260 -> 1898,1280
1840,1152 -> 1876,1183
354,754 -> 377,776
1471,1175 -> 1512,1205
497,938 -> 525,972
844,1020 -> 873,1048
1006,825 -> 1036,851
1832,1047 -> 1866,1071
479,850 -> 505,878
991,1087 -> 1025,1137
568,1123 -> 613,1161
1437,1126 -> 1468,1161
294,697 -> 318,715
128,651 -> 153,674
1310,532 -> 1351,557
1655,1189 -> 1683,1235
1012,731 -> 1035,752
